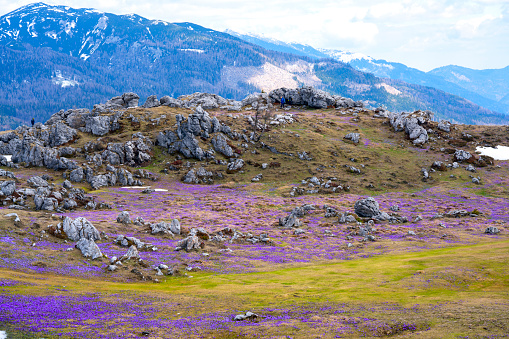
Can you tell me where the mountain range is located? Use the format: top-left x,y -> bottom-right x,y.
0,2 -> 508,130
229,31 -> 509,116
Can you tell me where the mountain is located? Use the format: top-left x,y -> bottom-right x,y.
225,30 -> 328,59
321,51 -> 509,115
0,3 -> 508,128
429,65 -> 509,104
226,32 -> 509,117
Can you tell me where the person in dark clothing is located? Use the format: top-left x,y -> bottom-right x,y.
31,118 -> 35,127
280,96 -> 285,109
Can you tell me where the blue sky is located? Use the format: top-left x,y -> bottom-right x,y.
1,0 -> 508,71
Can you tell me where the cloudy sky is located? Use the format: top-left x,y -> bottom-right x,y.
1,0 -> 508,71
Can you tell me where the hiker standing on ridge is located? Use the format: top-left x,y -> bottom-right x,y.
31,118 -> 35,127
280,96 -> 285,109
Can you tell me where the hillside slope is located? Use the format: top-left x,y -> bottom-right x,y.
0,3 -> 508,128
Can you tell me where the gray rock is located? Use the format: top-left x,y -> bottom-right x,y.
0,169 -> 16,179
484,226 -> 500,234
62,180 -> 73,189
69,167 -> 84,183
108,265 -> 118,272
120,245 -> 141,261
174,235 -> 202,251
62,199 -> 77,210
354,197 -> 380,218
76,238 -> 103,260
472,177 -> 481,185
454,150 -> 472,162
465,164 -> 476,172
211,133 -> 234,158
234,311 -> 258,321
227,159 -> 244,173
27,176 -> 49,188
51,216 -> 101,242
344,132 -> 360,144
437,120 -> 451,133
116,211 -> 131,224
142,95 -> 161,108
150,219 -> 180,235
0,180 -> 16,196
160,96 -> 183,107
122,92 -> 139,108
48,122 -> 77,147
278,213 -> 302,228
34,195 -> 58,211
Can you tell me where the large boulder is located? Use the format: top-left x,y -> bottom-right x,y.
50,216 -> 101,242
34,195 -> 58,211
354,197 -> 380,218
0,180 -> 16,196
437,120 -> 451,133
69,167 -> 84,182
76,238 -> 103,259
211,133 -> 234,158
48,121 -> 77,147
27,176 -> 49,188
142,95 -> 160,108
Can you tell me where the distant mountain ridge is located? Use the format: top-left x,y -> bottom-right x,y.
229,30 -> 509,116
0,3 -> 507,129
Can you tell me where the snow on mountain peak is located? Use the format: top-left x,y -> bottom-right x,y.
319,49 -> 372,63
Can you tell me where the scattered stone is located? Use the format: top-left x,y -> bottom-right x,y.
175,235 -> 203,251
150,219 -> 181,235
484,226 -> 500,234
234,311 -> 258,321
437,120 -> 451,133
116,211 -> 131,224
251,174 -> 263,182
344,132 -> 360,144
454,150 -> 472,162
120,245 -> 141,261
227,159 -> 245,173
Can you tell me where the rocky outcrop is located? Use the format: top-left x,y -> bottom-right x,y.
279,204 -> 315,228
100,135 -> 152,166
160,96 -> 183,107
269,86 -> 363,109
226,159 -> 244,173
388,110 -> 432,146
27,176 -> 49,188
438,120 -> 452,133
178,92 -> 240,110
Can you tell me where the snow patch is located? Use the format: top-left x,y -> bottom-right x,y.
1,155 -> 12,162
179,49 -> 205,53
476,146 -> 509,160
45,31 -> 57,40
375,83 -> 401,95
52,70 -> 79,88
94,16 -> 108,31
0,330 -> 6,339
121,186 -> 168,192
451,71 -> 471,82
80,54 -> 90,60
319,49 -> 372,63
